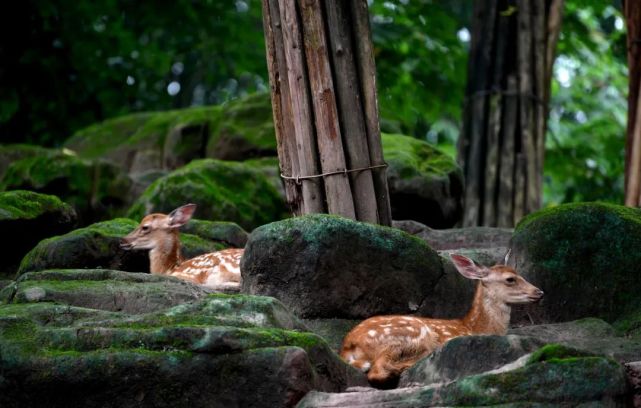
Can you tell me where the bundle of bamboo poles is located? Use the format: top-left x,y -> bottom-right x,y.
261,0 -> 392,225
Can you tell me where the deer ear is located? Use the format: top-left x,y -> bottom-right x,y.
167,204 -> 197,228
450,254 -> 489,280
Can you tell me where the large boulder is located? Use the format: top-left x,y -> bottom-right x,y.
0,190 -> 76,278
511,202 -> 641,323
298,344 -> 629,407
241,214 -> 444,319
0,291 -> 366,407
17,218 -> 227,275
383,133 -> 463,228
64,93 -> 277,175
0,152 -> 132,224
127,158 -> 287,231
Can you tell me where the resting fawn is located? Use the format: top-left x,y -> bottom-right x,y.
120,203 -> 243,289
340,254 -> 543,387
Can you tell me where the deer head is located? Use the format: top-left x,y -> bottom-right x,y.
120,204 -> 196,251
450,254 -> 543,304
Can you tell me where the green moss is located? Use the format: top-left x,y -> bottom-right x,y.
516,202 -> 641,233
0,153 -> 131,222
381,133 -> 459,178
526,344 -> 595,365
64,112 -> 156,158
0,190 -> 74,222
258,213 -> 431,254
65,93 -> 275,162
613,307 -> 641,337
445,356 -> 626,405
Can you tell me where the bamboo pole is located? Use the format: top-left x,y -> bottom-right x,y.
349,0 -> 392,226
297,0 -> 356,218
324,0 -> 378,223
279,0 -> 325,214
262,0 -> 302,215
625,81 -> 641,206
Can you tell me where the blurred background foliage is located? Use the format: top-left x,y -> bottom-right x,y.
0,0 -> 627,206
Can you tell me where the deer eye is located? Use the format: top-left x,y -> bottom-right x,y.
506,277 -> 516,284
141,225 -> 150,233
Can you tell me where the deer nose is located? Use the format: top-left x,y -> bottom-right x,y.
119,238 -> 133,250
532,289 -> 544,299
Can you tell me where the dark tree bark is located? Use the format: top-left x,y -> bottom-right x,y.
262,0 -> 392,225
624,0 -> 641,207
458,0 -> 564,227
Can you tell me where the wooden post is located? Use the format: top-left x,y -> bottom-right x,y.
458,0 -> 564,227
625,0 -> 641,207
262,0 -> 392,225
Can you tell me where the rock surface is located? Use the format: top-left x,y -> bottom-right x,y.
510,318 -> 641,363
0,190 -> 77,278
242,214 -> 444,319
511,202 -> 641,323
127,158 -> 287,231
298,344 -> 629,407
0,269 -> 212,313
383,133 -> 463,228
17,218 -> 228,275
399,334 -> 544,387
0,277 -> 366,407
0,152 -> 132,224
64,93 -> 277,174
0,144 -> 56,179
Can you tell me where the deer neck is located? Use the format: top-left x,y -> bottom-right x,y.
149,232 -> 184,275
462,282 -> 511,335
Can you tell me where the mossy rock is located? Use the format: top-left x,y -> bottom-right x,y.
242,214 -> 444,319
0,144 -> 56,179
0,190 -> 77,278
181,219 -> 248,248
127,158 -> 287,231
64,93 -> 277,175
614,307 -> 641,338
510,318 -> 641,363
382,133 -> 463,228
2,269 -> 211,314
0,293 -> 366,407
17,218 -> 225,275
205,92 -> 277,160
299,350 -> 628,407
512,202 -> 641,323
0,152 -> 132,225
399,335 -> 544,387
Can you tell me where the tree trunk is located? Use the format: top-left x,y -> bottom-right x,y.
262,0 -> 391,225
624,0 -> 641,207
458,0 -> 564,227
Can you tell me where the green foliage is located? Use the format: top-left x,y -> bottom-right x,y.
545,2 -> 627,205
1,0 -> 267,146
370,1 -> 470,148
